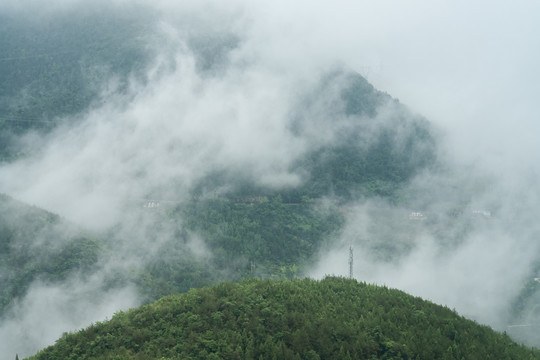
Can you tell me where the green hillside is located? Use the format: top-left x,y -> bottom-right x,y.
0,6 -> 153,161
0,8 -> 151,122
0,194 -> 102,316
28,277 -> 540,360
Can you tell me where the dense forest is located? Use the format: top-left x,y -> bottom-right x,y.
28,278 -> 540,360
0,8 -> 153,161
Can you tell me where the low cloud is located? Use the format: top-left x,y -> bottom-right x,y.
310,166 -> 540,333
2,0 -> 540,354
0,275 -> 138,358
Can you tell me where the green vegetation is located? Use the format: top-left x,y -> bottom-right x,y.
0,192 -> 344,314
0,9 -> 150,121
507,261 -> 540,346
181,196 -> 343,274
128,195 -> 344,303
0,194 -> 102,315
0,11 -> 439,339
28,277 -> 540,360
0,7 -> 153,160
292,70 -> 436,201
6,7 -> 527,358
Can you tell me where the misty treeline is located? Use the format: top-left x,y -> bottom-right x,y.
29,278 -> 540,359
0,2 -> 436,311
0,7 -> 153,161
0,9 -> 150,119
0,194 -> 101,315
1,2 -> 540,357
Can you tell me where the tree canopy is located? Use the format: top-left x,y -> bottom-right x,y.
28,277 -> 540,360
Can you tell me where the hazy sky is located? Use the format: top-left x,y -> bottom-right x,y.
354,1 -> 540,174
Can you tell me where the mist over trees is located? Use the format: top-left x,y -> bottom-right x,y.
1,1 -> 540,358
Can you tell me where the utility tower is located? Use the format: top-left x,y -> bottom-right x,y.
348,245 -> 353,279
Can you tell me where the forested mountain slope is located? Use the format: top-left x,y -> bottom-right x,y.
0,7 -> 153,162
0,2 -> 438,310
0,8 -> 150,125
0,194 -> 102,316
28,277 -> 540,360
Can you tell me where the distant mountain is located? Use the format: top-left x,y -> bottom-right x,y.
28,277 -> 540,359
0,4 -> 439,309
129,66 -> 437,301
293,69 -> 436,200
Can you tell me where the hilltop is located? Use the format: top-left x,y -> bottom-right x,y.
28,277 -> 540,359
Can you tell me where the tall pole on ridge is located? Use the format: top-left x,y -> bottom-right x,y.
348,245 -> 353,279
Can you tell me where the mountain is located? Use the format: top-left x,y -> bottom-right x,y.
27,277 -> 540,360
2,3 -> 540,356
0,3 -> 438,309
